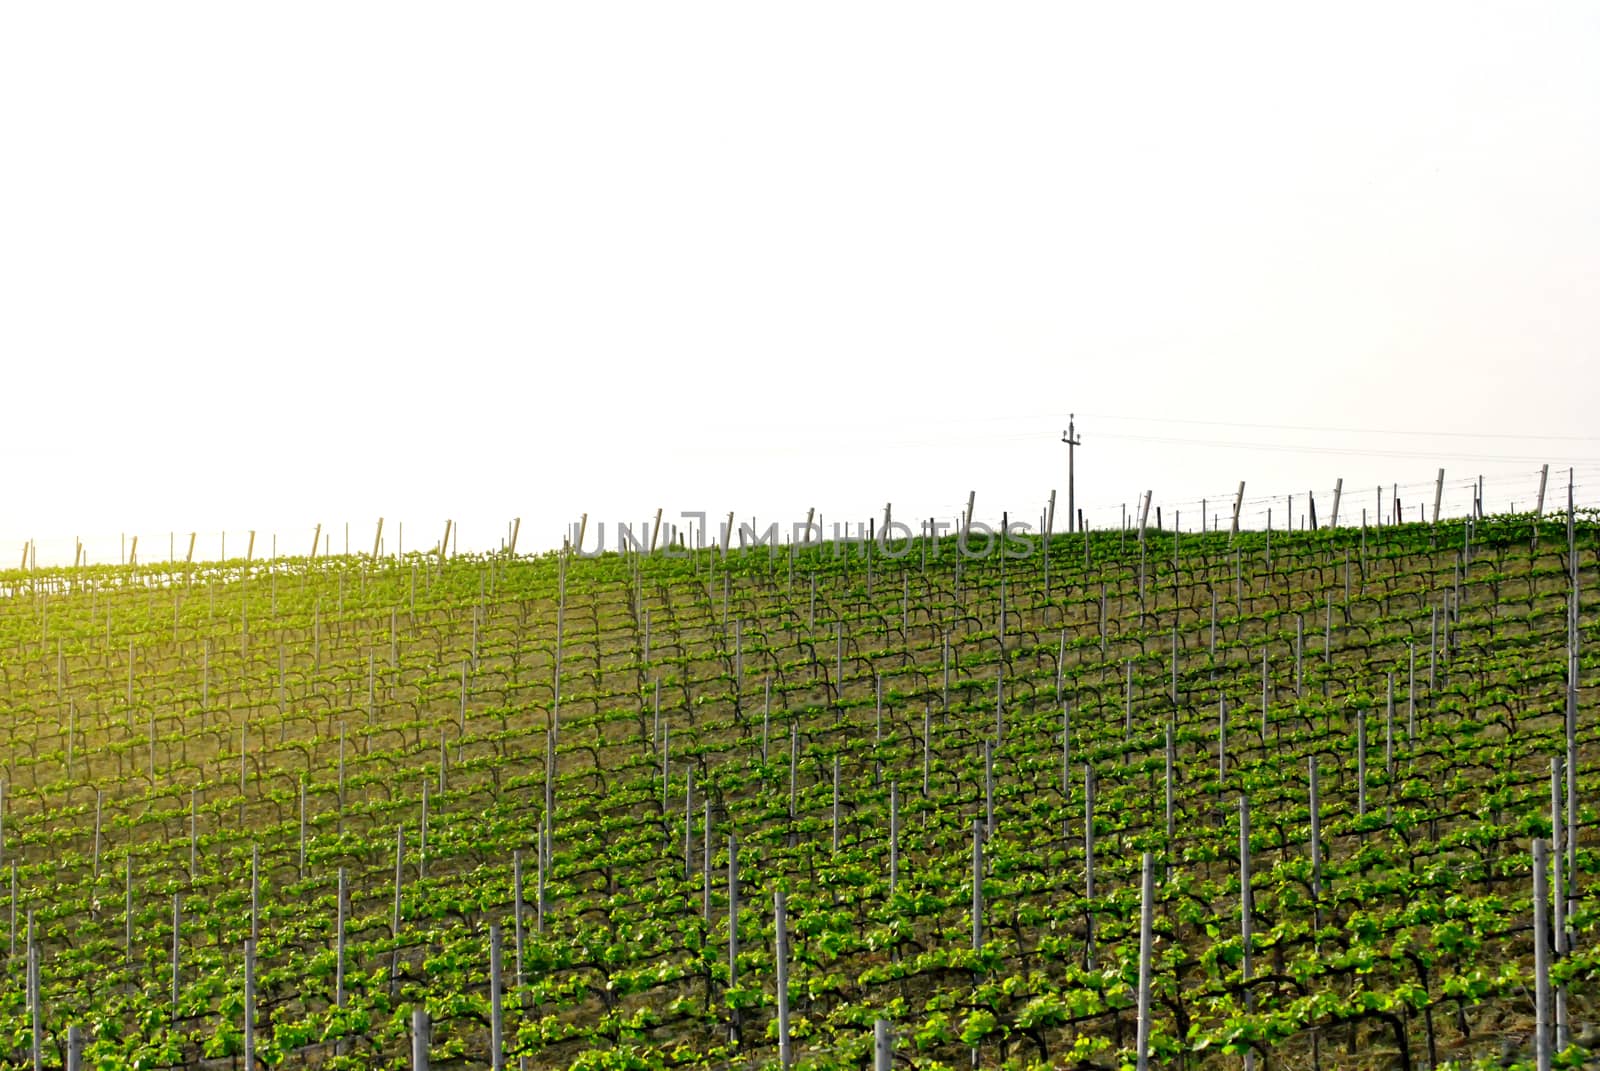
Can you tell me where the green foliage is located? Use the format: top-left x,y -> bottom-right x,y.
0,517 -> 1592,1066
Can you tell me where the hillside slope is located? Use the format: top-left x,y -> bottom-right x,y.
0,515 -> 1593,1069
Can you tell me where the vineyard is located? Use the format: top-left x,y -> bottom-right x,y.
0,510 -> 1593,1070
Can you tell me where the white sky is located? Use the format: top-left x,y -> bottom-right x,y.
3,4 -> 1597,563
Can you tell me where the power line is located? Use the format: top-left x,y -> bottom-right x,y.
1092,431 -> 1600,465
1077,412 -> 1600,443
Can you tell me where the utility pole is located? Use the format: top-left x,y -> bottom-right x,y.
1062,415 -> 1082,533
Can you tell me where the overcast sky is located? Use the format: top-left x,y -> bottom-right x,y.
3,4 -> 1596,564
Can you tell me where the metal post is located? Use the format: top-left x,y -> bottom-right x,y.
1295,615 -> 1304,697
1261,648 -> 1269,739
538,810 -> 549,933
728,835 -> 740,1044
1136,851 -> 1155,1071
1308,761 -> 1322,917
1408,645 -> 1417,743
1552,759 -> 1569,1049
172,893 -> 181,1010
126,853 -> 134,963
983,741 -> 994,836
93,790 -> 102,881
336,867 -> 347,1007
392,826 -> 405,994
832,756 -> 841,855
490,923 -> 506,1071
775,890 -> 792,1069
1430,607 -> 1438,694
1534,840 -> 1551,1071
1381,677 -> 1395,778
512,850 -> 525,992
1061,703 -> 1071,803
703,800 -> 713,923
1164,719 -> 1175,846
412,1007 -> 431,1071
67,1026 -> 84,1071
1357,713 -> 1368,816
685,766 -> 695,879
250,844 -> 259,945
28,910 -> 40,1071
244,938 -> 256,1071
1170,626 -> 1178,704
1566,610 -> 1579,915
788,722 -> 798,819
1083,760 -> 1097,966
1240,797 -> 1255,1071
971,819 -> 984,951
889,782 -> 899,896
